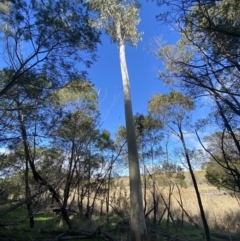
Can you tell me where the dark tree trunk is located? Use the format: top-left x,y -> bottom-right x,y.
25,159 -> 34,228
77,184 -> 85,218
175,198 -> 199,228
152,180 -> 158,226
176,184 -> 184,227
85,164 -> 91,219
158,207 -> 167,225
16,100 -> 72,229
166,184 -> 174,229
143,165 -> 147,215
106,168 -> 112,223
179,127 -> 211,241
161,194 -> 177,230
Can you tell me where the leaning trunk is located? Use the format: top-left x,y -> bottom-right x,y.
16,100 -> 72,229
117,22 -> 146,241
179,127 -> 211,241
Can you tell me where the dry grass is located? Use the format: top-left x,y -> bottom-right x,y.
110,170 -> 240,233
168,185 -> 240,232
158,171 -> 240,233
66,170 -> 240,235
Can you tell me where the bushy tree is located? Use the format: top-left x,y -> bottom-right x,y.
204,131 -> 240,192
155,0 -> 240,151
149,91 -> 211,241
0,0 -> 100,228
0,0 -> 100,96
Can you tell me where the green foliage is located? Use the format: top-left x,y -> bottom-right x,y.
185,0 -> 240,60
155,0 -> 240,127
55,111 -> 97,141
149,91 -> 194,113
116,113 -> 163,167
205,157 -> 237,191
135,113 -> 163,136
0,0 -> 100,96
52,80 -> 98,109
117,113 -> 162,139
204,131 -> 240,192
148,91 -> 195,129
155,161 -> 186,188
97,130 -> 114,151
87,0 -> 142,46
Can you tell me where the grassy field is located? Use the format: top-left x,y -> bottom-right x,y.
165,171 -> 240,233
0,170 -> 240,240
110,170 -> 240,238
157,171 -> 232,227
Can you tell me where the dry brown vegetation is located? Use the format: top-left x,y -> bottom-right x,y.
179,171 -> 240,233
2,170 -> 239,241
109,171 -> 240,234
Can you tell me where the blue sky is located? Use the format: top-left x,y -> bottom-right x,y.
0,0 -> 209,151
88,1 -> 180,137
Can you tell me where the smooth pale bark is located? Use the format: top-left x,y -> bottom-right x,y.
118,32 -> 147,240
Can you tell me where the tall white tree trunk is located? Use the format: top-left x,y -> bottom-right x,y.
118,26 -> 147,240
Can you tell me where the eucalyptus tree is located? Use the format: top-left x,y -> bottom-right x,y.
0,70 -> 101,228
116,114 -> 163,223
50,80 -> 101,210
155,0 -> 240,152
0,69 -> 56,228
0,0 -> 100,228
133,114 -> 163,221
0,72 -> 72,228
0,0 -> 100,97
155,0 -> 240,206
149,91 -> 211,241
87,0 -> 146,239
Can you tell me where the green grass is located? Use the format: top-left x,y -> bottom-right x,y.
0,203 -> 119,241
144,219 -> 240,241
0,204 -> 59,240
1,206 -> 240,241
